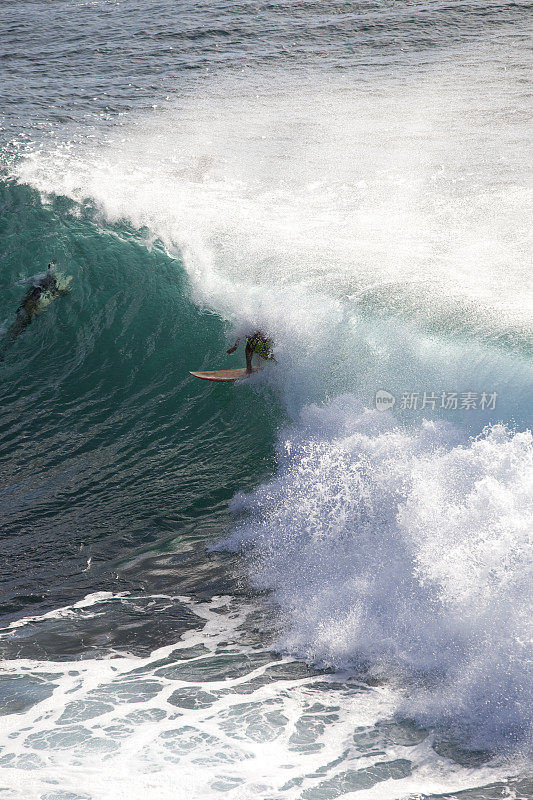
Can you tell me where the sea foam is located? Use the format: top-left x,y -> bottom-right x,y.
223,397 -> 533,751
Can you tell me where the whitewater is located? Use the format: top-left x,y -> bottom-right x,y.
0,1 -> 532,798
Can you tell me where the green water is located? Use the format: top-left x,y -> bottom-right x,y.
0,180 -> 281,615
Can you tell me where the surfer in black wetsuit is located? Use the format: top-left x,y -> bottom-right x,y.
227,331 -> 275,374
0,262 -> 72,361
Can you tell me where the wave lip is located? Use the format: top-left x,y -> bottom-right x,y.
9,61 -> 533,354
223,396 -> 533,752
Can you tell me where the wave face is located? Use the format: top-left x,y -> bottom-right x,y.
0,180 -> 281,616
1,0 -> 532,797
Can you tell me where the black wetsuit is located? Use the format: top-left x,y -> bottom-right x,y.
0,269 -> 70,361
16,271 -> 59,320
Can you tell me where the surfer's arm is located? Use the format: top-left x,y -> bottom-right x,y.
226,340 -> 240,354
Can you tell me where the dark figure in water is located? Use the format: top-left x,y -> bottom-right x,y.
0,262 -> 72,361
226,330 -> 275,374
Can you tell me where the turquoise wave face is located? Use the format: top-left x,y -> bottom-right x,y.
0,180 -> 281,616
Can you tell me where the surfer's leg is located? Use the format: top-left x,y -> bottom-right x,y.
245,343 -> 253,373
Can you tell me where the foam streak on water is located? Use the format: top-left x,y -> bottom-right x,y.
0,592 -> 525,800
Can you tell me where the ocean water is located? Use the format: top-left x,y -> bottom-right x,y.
0,1 -> 532,798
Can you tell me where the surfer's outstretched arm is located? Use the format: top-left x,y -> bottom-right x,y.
226,340 -> 240,354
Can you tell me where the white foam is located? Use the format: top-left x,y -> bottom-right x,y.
11,66 -> 532,352
0,592 -> 519,799
222,398 -> 533,751
1,591 -> 129,631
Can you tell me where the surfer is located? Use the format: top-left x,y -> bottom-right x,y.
0,262 -> 73,361
226,330 -> 275,374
